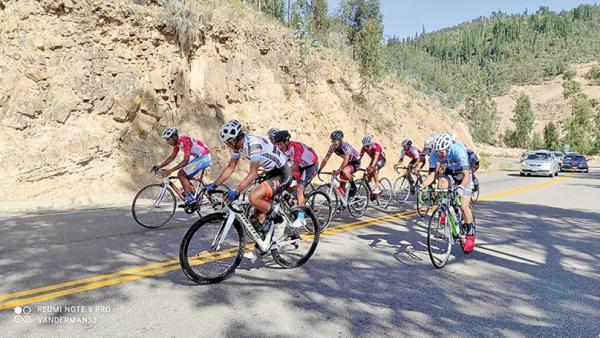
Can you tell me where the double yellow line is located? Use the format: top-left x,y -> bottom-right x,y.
0,175 -> 571,310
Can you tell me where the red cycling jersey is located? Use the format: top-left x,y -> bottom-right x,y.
360,143 -> 385,162
171,135 -> 210,158
284,141 -> 319,168
399,146 -> 423,161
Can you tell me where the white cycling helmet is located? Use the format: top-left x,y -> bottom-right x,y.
401,138 -> 412,149
424,136 -> 435,149
267,128 -> 280,140
219,120 -> 243,143
432,133 -> 453,151
162,127 -> 178,138
362,135 -> 374,147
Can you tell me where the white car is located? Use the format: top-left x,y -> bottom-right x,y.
520,150 -> 560,177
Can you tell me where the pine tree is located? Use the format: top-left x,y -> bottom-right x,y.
543,121 -> 560,150
504,93 -> 534,148
563,95 -> 596,154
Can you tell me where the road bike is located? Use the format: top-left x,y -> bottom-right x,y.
241,176 -> 334,232
392,165 -> 424,203
471,175 -> 480,203
358,168 -> 393,209
179,191 -> 320,284
131,169 -> 227,229
426,187 -> 477,268
316,172 -> 369,218
416,185 -> 437,218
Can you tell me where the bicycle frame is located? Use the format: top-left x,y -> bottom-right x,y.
154,170 -> 208,206
433,189 -> 462,239
212,201 -> 299,253
322,173 -> 352,208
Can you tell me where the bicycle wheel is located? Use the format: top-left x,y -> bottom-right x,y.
427,206 -> 452,268
271,206 -> 320,268
393,177 -> 411,203
306,190 -> 333,232
179,213 -> 245,284
416,189 -> 428,218
471,176 -> 480,203
131,184 -> 176,229
378,178 -> 393,209
348,180 -> 369,218
316,184 -> 340,216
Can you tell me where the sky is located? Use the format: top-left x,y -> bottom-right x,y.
327,0 -> 599,39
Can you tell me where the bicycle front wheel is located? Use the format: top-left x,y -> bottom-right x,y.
306,190 -> 334,232
393,177 -> 411,203
131,184 -> 176,228
179,213 -> 245,284
427,206 -> 452,268
271,206 -> 320,269
348,180 -> 369,218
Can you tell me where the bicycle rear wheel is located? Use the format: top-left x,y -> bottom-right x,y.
393,177 -> 411,203
316,184 -> 340,216
131,184 -> 176,228
179,213 -> 245,284
271,206 -> 320,268
306,190 -> 333,232
427,206 -> 452,268
417,189 -> 433,218
378,178 -> 393,209
348,180 -> 369,218
471,176 -> 480,203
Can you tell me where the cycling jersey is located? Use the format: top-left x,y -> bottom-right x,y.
171,135 -> 210,158
428,150 -> 438,170
467,149 -> 480,167
434,141 -> 471,172
399,146 -> 423,161
360,143 -> 386,162
284,141 -> 319,168
231,135 -> 288,171
327,142 -> 360,162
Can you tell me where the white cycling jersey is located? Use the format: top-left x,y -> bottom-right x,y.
231,135 -> 288,171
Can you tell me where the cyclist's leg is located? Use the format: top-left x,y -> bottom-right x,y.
374,159 -> 385,190
297,164 -> 317,206
342,162 -> 359,194
248,184 -> 272,225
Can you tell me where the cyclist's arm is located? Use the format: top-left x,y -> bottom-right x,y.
213,159 -> 238,186
459,168 -> 471,188
236,161 -> 260,194
166,154 -> 190,174
422,162 -> 441,187
339,154 -> 350,171
318,153 -> 331,173
156,150 -> 177,169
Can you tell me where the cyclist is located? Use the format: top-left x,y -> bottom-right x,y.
272,130 -> 319,226
467,149 -> 480,174
267,127 -> 280,144
207,120 -> 292,234
421,132 -> 476,253
359,135 -> 386,195
152,127 -> 212,207
394,138 -> 426,190
423,136 -> 437,177
317,130 -> 361,198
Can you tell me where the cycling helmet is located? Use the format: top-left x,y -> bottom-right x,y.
330,130 -> 344,141
432,133 -> 453,151
162,127 -> 178,138
401,139 -> 412,149
273,130 -> 291,143
267,127 -> 280,140
219,120 -> 243,143
362,135 -> 374,147
424,136 -> 435,149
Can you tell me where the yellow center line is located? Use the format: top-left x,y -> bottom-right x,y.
0,174 -> 570,310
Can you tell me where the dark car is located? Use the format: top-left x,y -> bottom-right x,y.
562,154 -> 589,173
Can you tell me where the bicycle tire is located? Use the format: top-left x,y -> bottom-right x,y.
416,189 -> 428,218
471,177 -> 480,203
316,183 -> 340,216
306,190 -> 334,232
393,176 -> 411,203
378,177 -> 393,209
131,184 -> 176,229
271,206 -> 320,269
179,212 -> 245,284
427,206 -> 452,269
348,180 -> 369,218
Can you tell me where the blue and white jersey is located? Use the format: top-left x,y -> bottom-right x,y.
428,150 -> 438,170
231,135 -> 288,171
432,141 -> 471,172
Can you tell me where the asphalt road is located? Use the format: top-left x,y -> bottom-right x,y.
0,169 -> 598,337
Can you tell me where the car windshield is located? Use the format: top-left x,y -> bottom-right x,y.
527,153 -> 550,160
553,152 -> 563,157
573,156 -> 586,161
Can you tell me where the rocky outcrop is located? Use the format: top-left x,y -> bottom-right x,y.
0,0 -> 470,210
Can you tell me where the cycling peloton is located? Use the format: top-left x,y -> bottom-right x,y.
421,132 -> 476,253
152,128 -> 212,207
